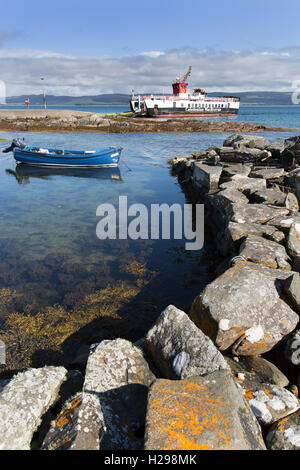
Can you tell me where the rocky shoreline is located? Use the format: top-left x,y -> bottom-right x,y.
0,133 -> 300,450
0,109 -> 297,133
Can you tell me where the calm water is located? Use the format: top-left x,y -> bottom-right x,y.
0,106 -> 298,341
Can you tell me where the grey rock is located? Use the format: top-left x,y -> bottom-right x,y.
245,188 -> 287,206
74,339 -> 155,450
266,139 -> 288,154
266,410 -> 300,450
220,221 -> 284,256
220,174 -> 267,192
145,370 -> 266,450
286,170 -> 300,205
226,355 -> 289,388
222,163 -> 252,178
229,203 -> 289,225
223,134 -> 270,150
287,221 -> 300,267
0,366 -> 68,450
267,214 -> 300,234
192,162 -> 223,192
145,304 -> 229,379
285,330 -> 300,369
243,383 -> 299,426
283,273 -> 300,312
190,262 -> 299,355
231,258 -> 298,282
239,234 -> 291,270
214,187 -> 249,205
250,167 -> 285,179
285,192 -> 299,211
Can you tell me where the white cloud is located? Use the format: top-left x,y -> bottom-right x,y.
0,46 -> 299,96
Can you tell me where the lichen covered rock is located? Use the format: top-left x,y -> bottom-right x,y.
0,366 -> 68,450
242,384 -> 300,426
145,305 -> 229,379
145,371 -> 266,450
190,262 -> 298,355
239,234 -> 291,270
42,339 -> 155,450
266,410 -> 300,450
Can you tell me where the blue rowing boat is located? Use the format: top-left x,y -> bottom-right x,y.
2,139 -> 122,167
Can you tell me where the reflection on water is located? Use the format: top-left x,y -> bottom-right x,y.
6,165 -> 123,185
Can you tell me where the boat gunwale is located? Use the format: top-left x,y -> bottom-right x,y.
13,147 -> 122,160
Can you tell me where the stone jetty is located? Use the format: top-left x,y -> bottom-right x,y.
0,133 -> 300,450
0,109 -> 297,133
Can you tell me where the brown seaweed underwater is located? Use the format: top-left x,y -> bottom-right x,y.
0,235 -> 210,374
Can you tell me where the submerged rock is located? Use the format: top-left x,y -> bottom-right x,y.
266,410 -> 300,450
0,366 -> 68,450
145,370 -> 266,450
145,304 -> 229,379
190,262 -> 298,355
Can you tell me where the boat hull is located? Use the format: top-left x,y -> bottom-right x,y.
13,147 -> 122,168
145,107 -> 239,118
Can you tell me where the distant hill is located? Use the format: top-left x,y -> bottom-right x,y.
6,91 -> 297,106
6,93 -> 130,106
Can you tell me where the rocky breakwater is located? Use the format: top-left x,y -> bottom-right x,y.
0,109 -> 297,133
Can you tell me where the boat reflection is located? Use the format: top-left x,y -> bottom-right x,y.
6,164 -> 123,185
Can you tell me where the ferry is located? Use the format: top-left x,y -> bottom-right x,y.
130,66 -> 240,118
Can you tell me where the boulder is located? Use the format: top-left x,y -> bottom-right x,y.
283,273 -> 300,312
226,355 -> 289,388
250,167 -> 285,180
229,203 -> 289,225
231,259 -> 298,282
242,384 -> 299,426
223,134 -> 270,150
239,234 -> 291,270
286,170 -> 300,205
285,330 -> 300,369
220,222 -> 284,256
287,222 -> 300,268
0,366 -> 68,450
214,188 -> 249,205
221,163 -> 252,178
43,339 -> 155,450
266,410 -> 300,450
220,174 -> 267,192
145,370 -> 266,450
190,262 -> 299,355
245,188 -> 287,206
192,162 -> 223,192
267,214 -> 300,234
145,305 -> 229,380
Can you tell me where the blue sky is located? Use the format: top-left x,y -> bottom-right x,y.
1,0 -> 300,95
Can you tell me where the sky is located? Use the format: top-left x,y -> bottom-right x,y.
1,0 -> 300,96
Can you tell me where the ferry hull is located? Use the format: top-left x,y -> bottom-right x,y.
145,107 -> 239,118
